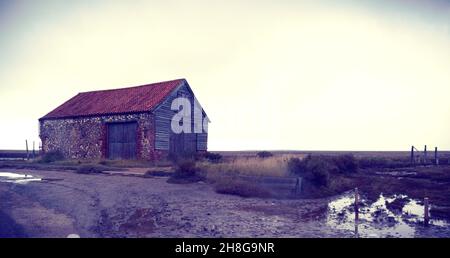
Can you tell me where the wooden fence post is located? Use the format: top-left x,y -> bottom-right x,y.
435,147 -> 439,165
354,187 -> 360,238
33,141 -> 35,159
424,197 -> 429,226
295,177 -> 302,194
411,146 -> 414,165
354,187 -> 359,221
25,140 -> 29,160
424,145 -> 427,164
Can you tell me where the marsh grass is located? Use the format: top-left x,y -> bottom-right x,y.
38,151 -> 64,163
195,155 -> 304,198
198,155 -> 300,179
167,158 -> 204,184
76,164 -> 106,174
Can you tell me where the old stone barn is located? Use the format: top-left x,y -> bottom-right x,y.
39,79 -> 208,160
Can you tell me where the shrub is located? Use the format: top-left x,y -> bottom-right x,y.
287,157 -> 305,175
332,154 -> 358,174
204,152 -> 223,163
98,160 -> 111,166
167,158 -> 203,183
76,165 -> 104,174
175,159 -> 197,177
168,151 -> 202,162
358,157 -> 410,169
288,154 -> 358,176
288,155 -> 332,187
144,170 -> 171,177
257,151 -> 273,158
304,156 -> 331,187
39,150 -> 65,163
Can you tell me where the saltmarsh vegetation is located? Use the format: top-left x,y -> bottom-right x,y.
286,154 -> 359,198
198,156 -> 289,197
203,152 -> 223,163
167,152 -> 292,197
38,150 -> 65,163
167,158 -> 204,184
76,164 -> 105,174
287,154 -> 359,187
257,151 -> 274,158
197,155 -> 291,178
167,152 -> 362,198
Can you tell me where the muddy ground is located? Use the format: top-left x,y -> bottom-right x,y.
0,169 -> 353,238
1,168 -> 449,238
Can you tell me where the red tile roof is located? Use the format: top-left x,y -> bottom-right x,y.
40,79 -> 185,120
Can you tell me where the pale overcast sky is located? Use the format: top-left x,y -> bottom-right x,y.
0,0 -> 449,151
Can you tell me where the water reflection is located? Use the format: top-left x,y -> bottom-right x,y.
0,172 -> 42,184
327,191 -> 450,238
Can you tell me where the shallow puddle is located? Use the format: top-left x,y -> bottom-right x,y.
0,172 -> 42,184
375,171 -> 417,177
327,191 -> 450,238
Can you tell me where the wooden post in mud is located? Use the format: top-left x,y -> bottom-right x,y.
354,187 -> 360,238
294,177 -> 302,194
354,221 -> 359,238
410,146 -> 415,165
434,147 -> 439,166
424,197 -> 430,226
424,145 -> 427,164
354,188 -> 359,221
32,141 -> 35,159
25,140 -> 29,160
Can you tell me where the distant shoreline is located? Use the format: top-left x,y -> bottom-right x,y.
2,149 -> 450,159
212,150 -> 450,157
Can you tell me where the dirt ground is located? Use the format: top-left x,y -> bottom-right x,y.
2,167 -> 450,238
0,169 -> 352,238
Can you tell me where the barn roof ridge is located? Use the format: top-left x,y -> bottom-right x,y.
40,78 -> 188,120
77,78 -> 186,94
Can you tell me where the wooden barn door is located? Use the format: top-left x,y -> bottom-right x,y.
168,90 -> 197,157
169,132 -> 184,157
169,132 -> 197,157
108,122 -> 137,159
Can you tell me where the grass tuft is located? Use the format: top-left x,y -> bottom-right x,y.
75,165 -> 105,174
38,151 -> 65,163
167,158 -> 203,184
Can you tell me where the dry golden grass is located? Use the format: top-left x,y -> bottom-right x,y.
198,154 -> 304,179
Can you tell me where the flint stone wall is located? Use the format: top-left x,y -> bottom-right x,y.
39,112 -> 165,160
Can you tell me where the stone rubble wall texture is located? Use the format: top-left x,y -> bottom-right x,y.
39,112 -> 168,160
